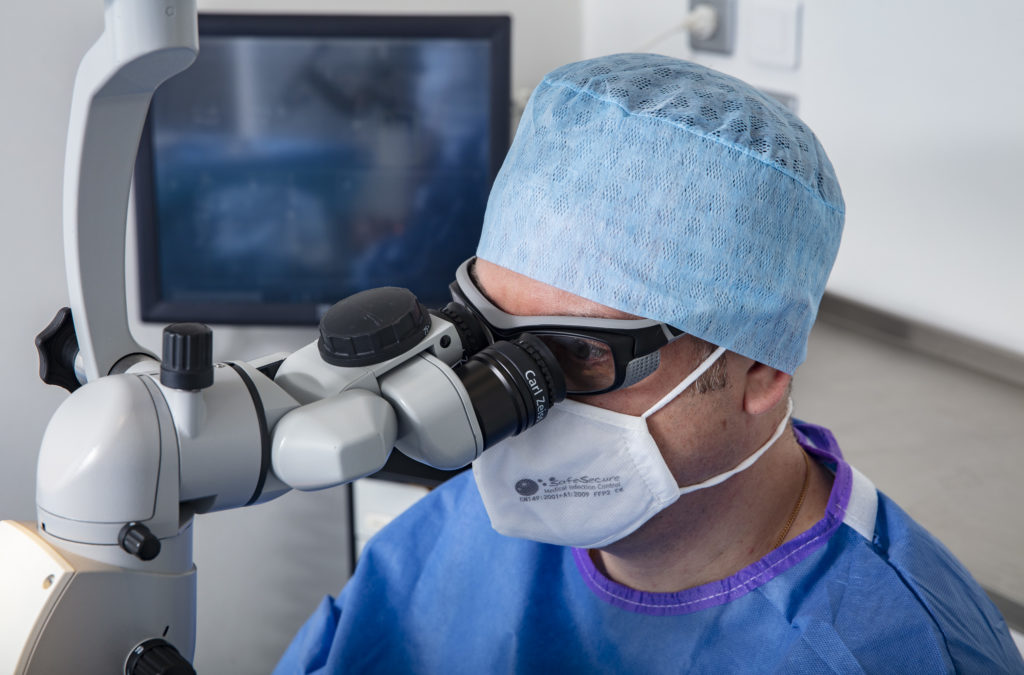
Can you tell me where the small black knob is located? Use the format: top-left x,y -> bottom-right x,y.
161,323 -> 213,390
125,638 -> 195,675
119,522 -> 161,561
318,287 -> 431,367
35,307 -> 82,392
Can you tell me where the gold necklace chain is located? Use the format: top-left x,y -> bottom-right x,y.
772,451 -> 811,550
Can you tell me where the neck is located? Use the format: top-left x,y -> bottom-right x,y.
591,429 -> 832,593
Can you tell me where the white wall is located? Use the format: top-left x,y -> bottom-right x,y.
0,2 -> 580,673
583,0 -> 1024,359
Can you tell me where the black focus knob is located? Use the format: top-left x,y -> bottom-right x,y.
125,638 -> 195,675
161,323 -> 213,390
434,301 -> 488,357
119,522 -> 161,561
318,287 -> 431,367
35,307 -> 82,393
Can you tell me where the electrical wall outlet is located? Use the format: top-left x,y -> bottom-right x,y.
689,0 -> 737,55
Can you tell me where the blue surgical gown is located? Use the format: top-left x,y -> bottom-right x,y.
274,421 -> 1023,673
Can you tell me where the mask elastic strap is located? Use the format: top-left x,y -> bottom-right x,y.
677,398 -> 794,496
641,346 -> 727,420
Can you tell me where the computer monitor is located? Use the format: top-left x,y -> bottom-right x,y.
134,13 -> 510,325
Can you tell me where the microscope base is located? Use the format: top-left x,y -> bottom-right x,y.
0,520 -> 196,674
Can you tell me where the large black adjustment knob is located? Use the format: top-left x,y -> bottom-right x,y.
125,638 -> 195,675
318,287 -> 431,367
35,307 -> 82,392
119,522 -> 161,561
161,323 -> 213,391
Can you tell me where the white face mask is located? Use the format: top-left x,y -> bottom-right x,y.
472,347 -> 793,549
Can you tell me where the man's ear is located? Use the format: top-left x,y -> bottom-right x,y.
742,362 -> 792,416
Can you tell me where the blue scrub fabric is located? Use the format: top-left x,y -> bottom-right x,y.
274,422 -> 1023,674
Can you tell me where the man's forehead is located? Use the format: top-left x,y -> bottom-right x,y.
472,258 -> 642,321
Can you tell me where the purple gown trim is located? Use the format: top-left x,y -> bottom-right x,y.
572,421 -> 855,616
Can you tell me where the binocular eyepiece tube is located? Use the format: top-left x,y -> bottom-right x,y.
452,333 -> 564,448
312,287 -> 566,472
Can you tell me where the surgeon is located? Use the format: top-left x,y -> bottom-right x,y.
275,54 -> 1023,673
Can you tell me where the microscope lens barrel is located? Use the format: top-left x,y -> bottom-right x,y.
454,334 -> 566,449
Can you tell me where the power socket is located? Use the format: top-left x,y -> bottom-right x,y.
689,0 -> 737,55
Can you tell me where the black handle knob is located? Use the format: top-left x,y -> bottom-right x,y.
119,522 -> 161,561
318,287 -> 430,367
125,638 -> 195,675
161,323 -> 213,390
35,307 -> 82,392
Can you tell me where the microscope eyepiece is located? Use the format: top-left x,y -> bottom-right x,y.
452,332 -> 566,449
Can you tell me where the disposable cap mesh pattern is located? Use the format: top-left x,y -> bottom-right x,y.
477,54 -> 845,373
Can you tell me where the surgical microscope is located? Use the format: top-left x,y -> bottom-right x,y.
0,2 -> 564,673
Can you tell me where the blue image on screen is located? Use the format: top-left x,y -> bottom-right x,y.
141,26 -> 501,323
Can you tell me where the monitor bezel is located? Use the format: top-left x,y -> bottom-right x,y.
134,13 -> 511,326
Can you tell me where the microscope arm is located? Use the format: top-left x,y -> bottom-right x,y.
62,0 -> 198,382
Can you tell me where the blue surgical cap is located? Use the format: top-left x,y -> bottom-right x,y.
476,54 -> 845,374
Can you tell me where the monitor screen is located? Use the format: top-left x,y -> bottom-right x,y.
135,14 -> 510,325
